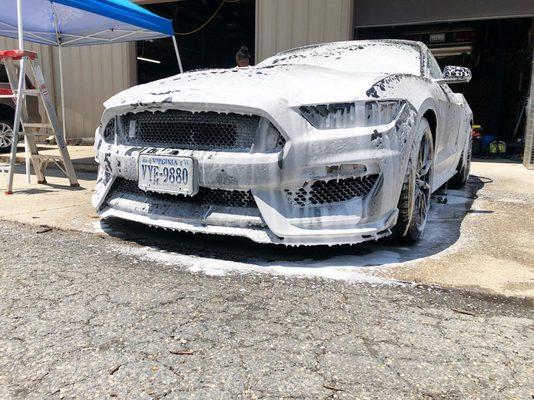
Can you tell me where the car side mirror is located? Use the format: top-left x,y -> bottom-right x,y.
434,66 -> 472,84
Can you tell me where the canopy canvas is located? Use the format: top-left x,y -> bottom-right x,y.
0,0 -> 182,185
0,0 -> 175,46
0,0 -> 183,135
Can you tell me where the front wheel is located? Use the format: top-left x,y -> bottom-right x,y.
0,118 -> 14,153
391,117 -> 434,243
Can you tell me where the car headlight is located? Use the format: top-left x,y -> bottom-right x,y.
299,100 -> 404,129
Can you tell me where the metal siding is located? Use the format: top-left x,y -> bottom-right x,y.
55,43 -> 135,139
256,0 -> 353,62
0,37 -> 134,139
524,46 -> 534,169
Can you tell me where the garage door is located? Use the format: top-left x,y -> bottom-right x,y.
354,0 -> 534,27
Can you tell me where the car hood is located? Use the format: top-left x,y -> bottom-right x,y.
104,64 -> 391,112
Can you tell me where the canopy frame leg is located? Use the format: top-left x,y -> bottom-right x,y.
172,36 -> 183,74
58,45 -> 66,139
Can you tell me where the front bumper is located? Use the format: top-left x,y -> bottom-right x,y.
93,104 -> 417,246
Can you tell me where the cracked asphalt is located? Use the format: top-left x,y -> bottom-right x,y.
0,220 -> 533,399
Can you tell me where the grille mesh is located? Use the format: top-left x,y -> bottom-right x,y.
107,178 -> 256,208
285,175 -> 379,207
120,110 -> 262,151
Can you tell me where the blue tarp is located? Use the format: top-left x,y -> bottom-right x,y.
0,0 -> 174,46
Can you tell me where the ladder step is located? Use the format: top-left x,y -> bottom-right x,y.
13,89 -> 40,96
20,133 -> 45,139
36,154 -> 64,162
22,123 -> 53,129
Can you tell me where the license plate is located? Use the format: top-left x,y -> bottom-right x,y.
138,154 -> 195,195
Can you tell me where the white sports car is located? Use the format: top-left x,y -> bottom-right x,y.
93,40 -> 472,246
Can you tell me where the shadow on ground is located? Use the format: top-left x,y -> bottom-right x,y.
99,175 -> 488,271
3,165 -> 93,193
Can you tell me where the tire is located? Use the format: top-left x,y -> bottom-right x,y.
449,138 -> 472,189
391,117 -> 434,243
0,117 -> 14,153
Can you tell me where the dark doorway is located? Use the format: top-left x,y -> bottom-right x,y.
137,0 -> 255,84
356,18 -> 533,150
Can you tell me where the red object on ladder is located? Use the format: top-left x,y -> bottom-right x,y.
0,50 -> 38,61
1,50 -> 79,194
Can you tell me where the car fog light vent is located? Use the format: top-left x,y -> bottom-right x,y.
103,118 -> 116,143
264,122 -> 286,151
284,174 -> 379,207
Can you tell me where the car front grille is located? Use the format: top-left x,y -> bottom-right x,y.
119,110 -> 264,152
106,178 -> 257,208
284,175 -> 379,207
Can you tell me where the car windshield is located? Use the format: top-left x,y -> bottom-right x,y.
259,41 -> 421,76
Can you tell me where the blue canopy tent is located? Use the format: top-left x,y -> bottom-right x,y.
0,0 -> 183,134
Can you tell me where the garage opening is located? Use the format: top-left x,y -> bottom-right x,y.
356,18 -> 533,160
137,0 -> 255,84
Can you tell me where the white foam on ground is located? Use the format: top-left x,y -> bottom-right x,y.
106,186 -> 480,285
112,244 -> 401,285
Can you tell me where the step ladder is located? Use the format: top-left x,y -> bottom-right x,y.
0,50 -> 78,194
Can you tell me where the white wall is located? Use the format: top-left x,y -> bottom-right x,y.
255,0 -> 354,62
0,37 -> 135,139
52,43 -> 136,139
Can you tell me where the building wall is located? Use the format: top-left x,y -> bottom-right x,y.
255,0 -> 353,62
0,37 -> 135,139
53,44 -> 136,139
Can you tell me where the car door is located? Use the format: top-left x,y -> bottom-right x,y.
426,51 -> 463,182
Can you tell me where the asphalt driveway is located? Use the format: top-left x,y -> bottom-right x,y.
0,220 -> 532,399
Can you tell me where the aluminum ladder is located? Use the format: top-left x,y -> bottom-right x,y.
0,50 -> 78,194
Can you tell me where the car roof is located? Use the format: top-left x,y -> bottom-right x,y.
264,39 -> 427,77
274,39 -> 426,58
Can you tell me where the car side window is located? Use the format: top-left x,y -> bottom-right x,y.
427,52 -> 443,79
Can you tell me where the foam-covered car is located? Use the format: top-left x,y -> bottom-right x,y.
93,40 -> 472,246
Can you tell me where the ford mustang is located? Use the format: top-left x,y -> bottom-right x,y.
93,40 -> 472,246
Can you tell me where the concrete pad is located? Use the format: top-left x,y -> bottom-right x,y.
0,165 -> 97,232
375,161 -> 534,298
0,158 -> 533,298
0,145 -> 97,172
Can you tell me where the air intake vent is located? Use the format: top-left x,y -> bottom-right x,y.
284,175 -> 379,207
107,178 -> 257,208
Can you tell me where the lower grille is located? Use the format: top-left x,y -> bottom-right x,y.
107,178 -> 256,208
285,175 -> 379,207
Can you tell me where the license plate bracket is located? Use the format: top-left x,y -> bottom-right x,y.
138,154 -> 197,195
